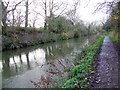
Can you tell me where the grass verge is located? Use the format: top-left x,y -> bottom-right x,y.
60,35 -> 104,88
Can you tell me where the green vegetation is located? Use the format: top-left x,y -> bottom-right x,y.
2,27 -> 78,50
103,2 -> 120,42
2,15 -> 102,51
1,0 -> 120,88
108,32 -> 118,43
101,1 -> 120,53
2,0 -> 104,51
57,35 -> 104,88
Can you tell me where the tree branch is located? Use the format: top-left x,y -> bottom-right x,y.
7,1 -> 23,13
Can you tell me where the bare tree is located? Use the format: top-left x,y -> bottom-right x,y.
48,0 -> 69,31
12,8 -> 15,31
25,0 -> 28,27
94,0 -> 118,14
40,0 -> 48,30
2,1 -> 9,31
0,1 -> 2,34
24,0 -> 34,27
94,0 -> 120,33
15,9 -> 24,27
65,0 -> 81,24
2,0 -> 23,31
32,0 -> 48,30
33,0 -> 68,30
31,12 -> 38,28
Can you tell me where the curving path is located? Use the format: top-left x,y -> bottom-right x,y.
93,36 -> 119,88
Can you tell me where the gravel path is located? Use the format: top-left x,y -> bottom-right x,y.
93,36 -> 119,88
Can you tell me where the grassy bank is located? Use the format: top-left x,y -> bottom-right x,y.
58,35 -> 104,88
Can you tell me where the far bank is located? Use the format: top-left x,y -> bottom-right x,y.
2,27 -> 98,51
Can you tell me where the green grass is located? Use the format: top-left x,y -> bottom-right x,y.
61,35 -> 104,88
108,33 -> 119,43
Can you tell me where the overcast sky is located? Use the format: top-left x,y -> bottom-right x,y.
77,0 -> 116,24
3,0 -> 115,27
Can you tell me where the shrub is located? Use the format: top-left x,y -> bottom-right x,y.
74,30 -> 80,38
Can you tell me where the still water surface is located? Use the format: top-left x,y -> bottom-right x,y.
1,36 -> 95,88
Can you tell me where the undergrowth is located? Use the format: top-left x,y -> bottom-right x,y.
60,35 -> 104,88
108,33 -> 119,43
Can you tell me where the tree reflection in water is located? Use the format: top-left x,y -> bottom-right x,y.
2,49 -> 46,79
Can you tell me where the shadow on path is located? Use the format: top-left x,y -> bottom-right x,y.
93,36 -> 119,88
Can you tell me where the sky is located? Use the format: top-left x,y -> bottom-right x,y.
76,0 -> 114,24
3,0 -> 115,27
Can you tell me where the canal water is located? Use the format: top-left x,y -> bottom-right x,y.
1,36 -> 96,88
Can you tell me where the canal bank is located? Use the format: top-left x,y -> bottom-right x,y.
61,35 -> 104,88
2,29 -> 83,51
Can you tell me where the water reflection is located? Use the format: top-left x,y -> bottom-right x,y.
0,61 -> 2,71
2,48 -> 46,79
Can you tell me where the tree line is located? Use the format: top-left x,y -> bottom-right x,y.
96,0 -> 120,33
1,0 -> 102,36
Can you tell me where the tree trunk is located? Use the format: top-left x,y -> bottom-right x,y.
2,2 -> 7,32
44,0 -> 47,30
25,0 -> 28,27
118,1 -> 120,32
12,9 -> 15,31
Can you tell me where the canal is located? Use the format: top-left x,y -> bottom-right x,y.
1,36 -> 96,88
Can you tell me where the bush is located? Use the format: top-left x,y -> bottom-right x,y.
74,30 -> 80,38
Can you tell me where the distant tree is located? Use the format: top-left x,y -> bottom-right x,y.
65,0 -> 80,24
46,15 -> 74,33
31,12 -> 38,28
102,1 -> 120,32
15,9 -> 24,27
47,0 -> 68,31
33,0 -> 68,30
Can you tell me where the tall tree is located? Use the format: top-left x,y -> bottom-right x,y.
94,0 -> 119,35
65,0 -> 80,25
33,0 -> 68,30
12,9 -> 15,31
25,0 -> 29,27
33,0 -> 48,30
47,0 -> 68,31
44,0 -> 47,30
0,1 -> 2,34
101,1 -> 120,32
